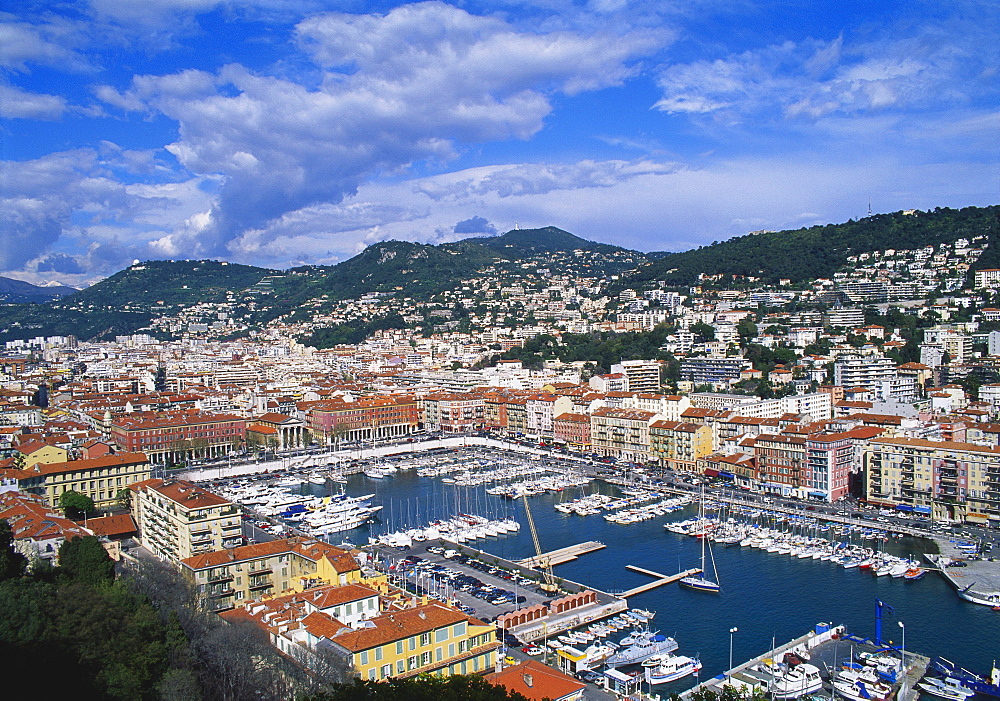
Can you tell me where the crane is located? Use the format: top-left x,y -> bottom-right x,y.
521,491 -> 559,593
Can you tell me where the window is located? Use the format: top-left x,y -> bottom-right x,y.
396,641 -> 403,655
359,651 -> 368,666
375,647 -> 383,661
452,622 -> 466,637
435,628 -> 448,643
396,660 -> 405,674
408,637 -> 416,651
380,664 -> 392,679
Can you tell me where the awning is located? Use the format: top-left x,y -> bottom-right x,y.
809,491 -> 827,498
913,505 -> 932,514
703,468 -> 720,478
895,504 -> 913,512
718,471 -> 736,479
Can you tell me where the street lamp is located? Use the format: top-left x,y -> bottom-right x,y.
729,627 -> 738,681
898,621 -> 906,695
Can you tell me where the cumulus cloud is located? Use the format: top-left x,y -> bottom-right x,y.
453,216 -> 496,236
91,2 -> 664,259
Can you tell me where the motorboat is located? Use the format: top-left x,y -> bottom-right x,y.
644,654 -> 702,684
918,677 -> 977,701
769,663 -> 824,699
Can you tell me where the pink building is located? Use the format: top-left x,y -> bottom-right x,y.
805,433 -> 854,502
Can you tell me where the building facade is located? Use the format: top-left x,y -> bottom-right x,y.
131,478 -> 243,563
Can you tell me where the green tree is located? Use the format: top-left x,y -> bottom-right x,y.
303,675 -> 533,701
0,519 -> 27,581
59,536 -> 115,586
691,321 -> 716,342
59,490 -> 95,520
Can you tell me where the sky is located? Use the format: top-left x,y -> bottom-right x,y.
1,0 -> 998,287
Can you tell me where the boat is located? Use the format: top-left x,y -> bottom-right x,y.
918,677 -> 978,701
766,663 -> 823,699
604,629 -> 678,667
833,677 -> 894,701
931,657 -> 1000,697
680,486 -> 720,593
644,654 -> 702,684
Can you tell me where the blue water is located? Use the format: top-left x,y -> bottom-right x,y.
308,468 -> 999,682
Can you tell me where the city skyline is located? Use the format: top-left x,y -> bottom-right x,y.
3,0 -> 998,287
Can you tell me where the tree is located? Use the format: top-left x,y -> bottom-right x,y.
691,321 -> 716,342
0,519 -> 27,581
59,490 -> 95,520
737,318 -> 759,343
302,675 -> 534,701
59,536 -> 115,586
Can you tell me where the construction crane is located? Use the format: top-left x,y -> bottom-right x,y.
521,492 -> 559,593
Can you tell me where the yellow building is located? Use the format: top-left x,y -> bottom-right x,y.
590,408 -> 658,462
3,452 -> 151,510
649,420 -> 713,472
180,536 -> 364,611
130,478 -> 243,564
223,586 -> 501,681
864,437 -> 1000,523
14,441 -> 69,470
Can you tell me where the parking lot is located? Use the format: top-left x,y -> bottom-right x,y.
370,540 -> 556,624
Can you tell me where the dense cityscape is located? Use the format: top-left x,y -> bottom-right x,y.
2,213 -> 1000,699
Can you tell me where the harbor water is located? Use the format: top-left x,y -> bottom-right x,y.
293,461 -> 998,686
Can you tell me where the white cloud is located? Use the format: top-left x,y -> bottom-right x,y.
654,20 -> 1000,122
90,2 -> 665,260
415,159 -> 684,200
0,83 -> 67,119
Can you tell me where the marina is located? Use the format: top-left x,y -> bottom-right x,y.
189,442 -> 1000,695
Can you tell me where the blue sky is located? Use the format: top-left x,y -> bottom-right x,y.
2,0 -> 998,285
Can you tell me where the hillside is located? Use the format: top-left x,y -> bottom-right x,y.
0,260 -> 274,344
625,205 -> 1000,287
272,227 -> 642,309
0,276 -> 76,304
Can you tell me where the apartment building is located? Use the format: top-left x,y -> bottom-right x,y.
306,396 -> 420,444
4,452 -> 151,509
610,360 -> 661,393
130,478 -> 243,564
110,410 -> 246,464
553,412 -> 591,449
679,358 -> 752,388
224,590 -> 500,681
753,434 -> 806,496
648,420 -> 713,473
864,437 -> 1000,523
590,408 -> 659,462
179,537 -> 364,611
803,434 -> 853,502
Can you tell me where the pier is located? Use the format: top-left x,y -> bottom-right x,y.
518,541 -> 606,568
619,565 -> 702,597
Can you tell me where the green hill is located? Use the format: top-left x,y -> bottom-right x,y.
0,260 -> 274,344
625,205 -> 1000,287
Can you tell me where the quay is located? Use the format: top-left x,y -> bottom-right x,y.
620,565 -> 702,597
684,623 -> 930,701
925,537 -> 1000,607
518,541 -> 606,568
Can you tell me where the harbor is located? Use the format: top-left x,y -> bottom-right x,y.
186,441 -> 1000,697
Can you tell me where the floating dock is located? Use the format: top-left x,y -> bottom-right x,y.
518,541 -> 606,568
619,565 -> 702,597
683,623 -> 930,701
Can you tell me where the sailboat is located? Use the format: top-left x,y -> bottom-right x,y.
680,485 -> 720,593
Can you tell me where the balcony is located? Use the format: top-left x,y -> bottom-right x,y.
248,580 -> 273,592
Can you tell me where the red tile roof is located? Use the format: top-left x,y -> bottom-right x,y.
486,659 -> 585,701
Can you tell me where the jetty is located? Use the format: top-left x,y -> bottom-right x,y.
620,565 -> 702,597
518,541 -> 606,568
